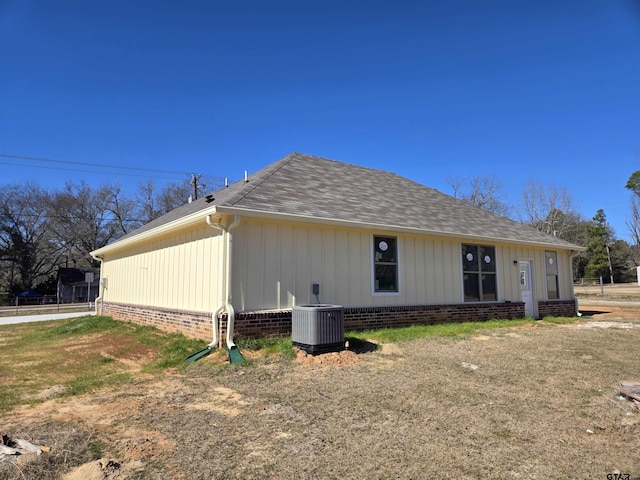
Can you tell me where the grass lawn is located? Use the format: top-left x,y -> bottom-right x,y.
1,311 -> 640,479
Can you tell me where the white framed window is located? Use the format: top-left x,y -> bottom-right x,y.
545,251 -> 559,299
372,235 -> 399,294
461,244 -> 497,302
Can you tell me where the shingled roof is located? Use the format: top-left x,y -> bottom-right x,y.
102,152 -> 581,251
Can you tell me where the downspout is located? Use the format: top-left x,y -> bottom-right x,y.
205,214 -> 241,350
225,215 -> 241,349
569,249 -> 582,316
205,215 -> 225,348
90,254 -> 104,316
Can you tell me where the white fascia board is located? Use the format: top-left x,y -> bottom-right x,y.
91,205 -> 220,257
214,206 -> 585,252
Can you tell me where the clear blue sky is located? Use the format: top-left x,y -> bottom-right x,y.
1,0 -> 639,241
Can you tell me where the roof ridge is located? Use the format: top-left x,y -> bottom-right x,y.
226,153 -> 299,206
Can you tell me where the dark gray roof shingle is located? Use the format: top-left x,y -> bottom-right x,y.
111,153 -> 581,249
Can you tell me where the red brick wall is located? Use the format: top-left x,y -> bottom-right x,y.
100,300 -> 527,341
99,301 -> 213,340
343,302 -> 525,330
538,299 -> 577,318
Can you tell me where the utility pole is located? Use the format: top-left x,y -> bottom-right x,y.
191,174 -> 201,200
606,244 -> 614,284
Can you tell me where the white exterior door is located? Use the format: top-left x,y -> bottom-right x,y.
519,261 -> 534,317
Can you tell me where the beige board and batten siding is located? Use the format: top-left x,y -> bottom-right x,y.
233,217 -> 574,312
498,246 -> 573,306
100,223 -> 224,312
235,219 -> 397,310
234,218 -> 502,311
98,215 -> 574,315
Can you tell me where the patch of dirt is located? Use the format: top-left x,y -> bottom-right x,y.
295,348 -> 360,366
185,386 -> 248,417
63,458 -> 146,480
473,334 -> 492,341
379,342 -> 403,355
63,333 -> 156,371
33,384 -> 69,400
573,321 -> 640,330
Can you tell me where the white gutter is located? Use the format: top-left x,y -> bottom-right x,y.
205,214 -> 241,350
214,205 -> 586,252
92,201 -> 584,258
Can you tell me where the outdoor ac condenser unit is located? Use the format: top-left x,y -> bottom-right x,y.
292,304 -> 344,355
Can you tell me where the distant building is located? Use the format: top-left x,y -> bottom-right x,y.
57,267 -> 100,303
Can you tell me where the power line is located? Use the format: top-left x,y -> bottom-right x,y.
0,161 -> 183,180
0,153 -> 195,175
0,209 -> 168,224
1,153 -> 226,186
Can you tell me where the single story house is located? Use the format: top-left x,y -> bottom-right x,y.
91,153 -> 584,347
57,267 -> 100,303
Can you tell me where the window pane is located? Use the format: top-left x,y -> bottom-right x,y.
480,246 -> 496,272
462,244 -> 498,302
375,264 -> 398,292
375,237 -> 397,263
482,274 -> 497,301
545,251 -> 558,275
462,245 -> 478,272
463,273 -> 480,301
547,274 -> 559,299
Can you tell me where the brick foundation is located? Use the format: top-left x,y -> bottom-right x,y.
99,300 -> 527,341
538,299 -> 577,318
344,302 -> 525,330
99,301 -> 213,340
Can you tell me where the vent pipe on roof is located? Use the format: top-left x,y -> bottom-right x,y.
225,178 -> 228,188
244,170 -> 248,183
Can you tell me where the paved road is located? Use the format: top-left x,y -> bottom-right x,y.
0,311 -> 96,326
578,299 -> 640,308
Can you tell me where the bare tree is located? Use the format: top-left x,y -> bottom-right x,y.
0,183 -> 65,294
108,185 -> 140,235
136,179 -> 191,223
49,182 -> 120,267
446,175 -> 511,217
625,171 -> 640,265
518,181 -> 584,241
626,196 -> 640,265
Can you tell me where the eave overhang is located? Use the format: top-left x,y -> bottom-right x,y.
91,205 -> 585,258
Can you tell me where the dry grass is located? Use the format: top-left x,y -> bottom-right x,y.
574,282 -> 640,302
3,311 -> 640,479
1,423 -> 99,480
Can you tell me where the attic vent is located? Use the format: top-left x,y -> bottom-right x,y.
205,194 -> 215,203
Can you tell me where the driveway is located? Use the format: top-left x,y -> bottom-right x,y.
0,311 -> 96,326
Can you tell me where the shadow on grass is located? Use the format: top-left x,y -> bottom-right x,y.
345,336 -> 378,354
579,309 -> 611,316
